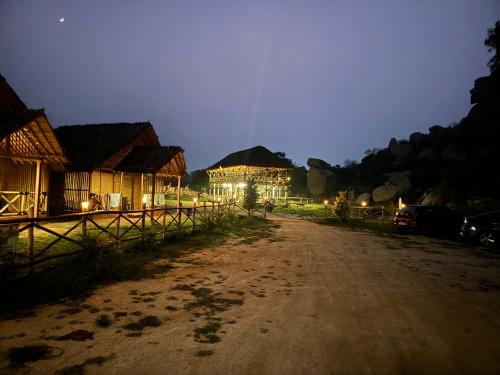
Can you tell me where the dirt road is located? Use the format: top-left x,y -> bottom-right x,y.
1,214 -> 500,374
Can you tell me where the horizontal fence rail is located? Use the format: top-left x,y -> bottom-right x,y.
0,202 -> 267,272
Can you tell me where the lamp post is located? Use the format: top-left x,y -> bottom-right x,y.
323,200 -> 329,217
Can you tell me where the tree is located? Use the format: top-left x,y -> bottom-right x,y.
333,191 -> 351,222
243,179 -> 258,213
485,20 -> 500,73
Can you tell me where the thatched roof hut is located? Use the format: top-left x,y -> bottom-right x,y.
208,145 -> 293,170
55,122 -> 159,171
55,122 -> 186,211
116,145 -> 186,176
0,74 -> 68,216
207,145 -> 293,202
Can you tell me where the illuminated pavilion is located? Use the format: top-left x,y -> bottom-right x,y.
206,145 -> 293,202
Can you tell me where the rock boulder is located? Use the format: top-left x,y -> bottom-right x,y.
409,132 -> 429,147
442,144 -> 466,162
355,193 -> 371,205
372,183 -> 398,203
307,162 -> 336,197
418,147 -> 438,160
388,138 -> 413,159
307,158 -> 331,169
387,172 -> 412,194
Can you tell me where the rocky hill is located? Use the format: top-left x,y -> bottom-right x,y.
307,41 -> 500,209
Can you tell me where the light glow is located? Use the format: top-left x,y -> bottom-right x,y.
361,201 -> 367,207
81,201 -> 89,212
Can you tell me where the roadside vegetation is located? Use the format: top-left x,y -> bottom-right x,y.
0,214 -> 277,314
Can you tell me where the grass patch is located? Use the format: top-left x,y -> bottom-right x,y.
184,287 -> 243,313
54,354 -> 114,375
193,321 -> 221,343
0,215 -> 276,314
123,315 -> 161,331
56,329 -> 94,341
6,344 -> 58,367
95,314 -> 112,327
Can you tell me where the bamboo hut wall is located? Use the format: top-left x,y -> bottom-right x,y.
132,174 -> 141,210
63,172 -> 90,211
122,174 -> 135,209
0,158 -> 49,192
90,171 -> 114,195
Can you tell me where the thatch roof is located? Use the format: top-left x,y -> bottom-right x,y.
55,122 -> 159,171
208,145 -> 293,170
0,109 -> 45,141
0,75 -> 67,169
115,146 -> 186,175
0,74 -> 27,113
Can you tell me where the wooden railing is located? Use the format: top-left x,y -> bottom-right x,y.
0,202 -> 268,271
0,191 -> 47,215
350,206 -> 397,223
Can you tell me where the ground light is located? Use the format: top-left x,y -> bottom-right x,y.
323,200 -> 329,216
81,201 -> 89,212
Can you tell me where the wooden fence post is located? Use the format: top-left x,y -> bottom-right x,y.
177,202 -> 182,233
193,201 -> 197,231
82,214 -> 88,240
115,214 -> 121,250
27,207 -> 34,263
211,201 -> 215,221
141,205 -> 146,246
264,202 -> 267,220
162,207 -> 167,240
381,206 -> 385,224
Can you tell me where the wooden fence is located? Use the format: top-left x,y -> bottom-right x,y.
0,191 -> 47,215
350,206 -> 397,223
0,202 -> 267,271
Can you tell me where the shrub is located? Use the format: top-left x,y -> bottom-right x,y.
333,191 -> 351,222
243,180 -> 258,212
96,314 -> 111,327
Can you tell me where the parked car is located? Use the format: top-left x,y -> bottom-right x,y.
460,210 -> 500,248
394,205 -> 462,234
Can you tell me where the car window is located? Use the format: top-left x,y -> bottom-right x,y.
400,206 -> 416,214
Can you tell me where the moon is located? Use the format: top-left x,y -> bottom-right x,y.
59,17 -> 65,23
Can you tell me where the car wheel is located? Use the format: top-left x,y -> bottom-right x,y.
478,232 -> 496,248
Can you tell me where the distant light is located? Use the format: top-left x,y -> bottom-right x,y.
142,195 -> 148,204
59,17 -> 65,23
361,201 -> 367,207
401,203 -> 406,208
470,226 -> 476,231
287,176 -> 291,181
323,200 -> 328,206
193,197 -> 198,204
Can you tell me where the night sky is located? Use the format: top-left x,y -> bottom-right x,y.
1,1 -> 498,171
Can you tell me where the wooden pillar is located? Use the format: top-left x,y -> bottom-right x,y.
119,172 -> 124,210
176,175 -> 181,208
151,173 -> 156,223
140,173 -> 144,209
33,159 -> 42,218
